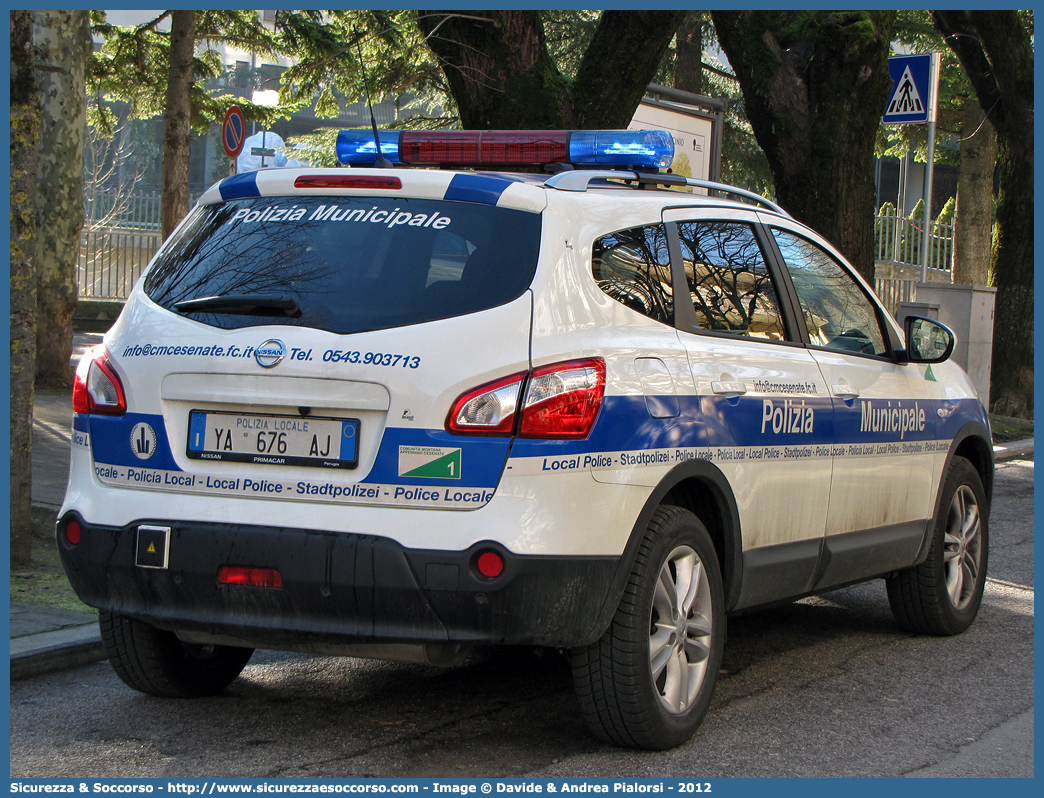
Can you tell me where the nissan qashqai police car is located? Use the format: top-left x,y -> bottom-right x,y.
59,129 -> 992,750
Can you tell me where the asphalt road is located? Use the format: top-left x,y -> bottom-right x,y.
10,459 -> 1033,779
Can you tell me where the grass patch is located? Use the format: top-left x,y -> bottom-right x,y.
10,537 -> 95,615
989,414 -> 1034,444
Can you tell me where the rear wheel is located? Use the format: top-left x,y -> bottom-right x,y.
572,505 -> 724,750
886,456 -> 988,635
100,610 -> 253,697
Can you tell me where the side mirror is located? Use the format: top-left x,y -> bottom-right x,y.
904,315 -> 955,363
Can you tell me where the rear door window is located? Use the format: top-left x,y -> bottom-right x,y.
144,196 -> 541,335
675,221 -> 787,340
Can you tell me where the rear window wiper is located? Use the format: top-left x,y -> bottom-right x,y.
173,294 -> 301,318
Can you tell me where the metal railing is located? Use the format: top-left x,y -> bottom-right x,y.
78,227 -> 161,300
874,277 -> 916,318
79,190 -> 207,300
875,212 -> 953,273
85,190 -> 163,231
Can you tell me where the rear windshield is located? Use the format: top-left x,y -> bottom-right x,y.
143,196 -> 542,334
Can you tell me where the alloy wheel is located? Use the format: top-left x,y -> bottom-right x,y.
649,545 -> 714,714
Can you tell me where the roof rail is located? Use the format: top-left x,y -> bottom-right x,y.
680,178 -> 790,217
544,169 -> 640,191
544,170 -> 789,217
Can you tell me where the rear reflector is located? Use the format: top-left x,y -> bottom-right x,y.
64,520 -> 81,546
476,551 -> 504,578
217,565 -> 283,588
294,175 -> 402,190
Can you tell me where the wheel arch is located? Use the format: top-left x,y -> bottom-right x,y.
659,471 -> 742,610
949,422 -> 994,509
911,421 -> 994,567
582,459 -> 743,646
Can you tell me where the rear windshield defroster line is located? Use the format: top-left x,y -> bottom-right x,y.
144,195 -> 542,335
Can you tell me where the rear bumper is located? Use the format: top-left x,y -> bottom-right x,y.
57,513 -> 618,650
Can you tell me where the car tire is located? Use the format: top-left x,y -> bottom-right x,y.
571,505 -> 724,750
886,456 -> 988,635
99,610 -> 254,698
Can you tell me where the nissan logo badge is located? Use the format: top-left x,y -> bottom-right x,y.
254,339 -> 287,368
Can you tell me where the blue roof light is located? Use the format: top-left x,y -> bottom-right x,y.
336,130 -> 401,165
568,131 -> 674,169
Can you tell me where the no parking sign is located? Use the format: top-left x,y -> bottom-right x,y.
222,106 -> 246,158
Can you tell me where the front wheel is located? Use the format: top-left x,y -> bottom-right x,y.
886,456 -> 989,635
100,611 -> 254,697
572,505 -> 724,750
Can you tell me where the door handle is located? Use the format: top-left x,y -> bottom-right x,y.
711,380 -> 747,397
831,384 -> 860,399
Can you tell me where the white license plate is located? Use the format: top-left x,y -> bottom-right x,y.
187,410 -> 359,469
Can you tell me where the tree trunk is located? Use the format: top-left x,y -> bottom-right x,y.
161,10 -> 196,241
988,134 -> 1035,418
713,11 -> 895,283
952,99 -> 996,287
418,11 -> 565,129
11,10 -> 40,567
417,10 -> 685,130
934,11 -> 1033,417
570,11 -> 686,128
33,10 -> 89,388
674,12 -> 702,96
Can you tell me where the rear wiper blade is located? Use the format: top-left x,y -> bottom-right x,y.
173,294 -> 301,317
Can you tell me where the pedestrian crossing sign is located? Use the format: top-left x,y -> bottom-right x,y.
883,54 -> 934,124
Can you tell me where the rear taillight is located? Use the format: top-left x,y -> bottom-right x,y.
72,345 -> 126,416
519,359 -> 605,439
447,359 -> 605,439
446,373 -> 525,436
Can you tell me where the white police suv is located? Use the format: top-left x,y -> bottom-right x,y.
59,129 -> 992,750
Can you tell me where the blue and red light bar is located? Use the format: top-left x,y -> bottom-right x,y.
335,129 -> 674,170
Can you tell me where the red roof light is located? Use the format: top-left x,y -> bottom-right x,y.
294,175 -> 401,190
400,131 -> 570,167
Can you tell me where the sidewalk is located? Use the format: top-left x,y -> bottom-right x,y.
10,603 -> 103,680
12,332 -> 1035,678
14,332 -> 107,680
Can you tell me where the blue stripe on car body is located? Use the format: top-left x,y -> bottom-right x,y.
82,396 -> 983,484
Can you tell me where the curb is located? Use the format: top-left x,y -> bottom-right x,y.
993,438 -> 1033,463
10,624 -> 106,680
